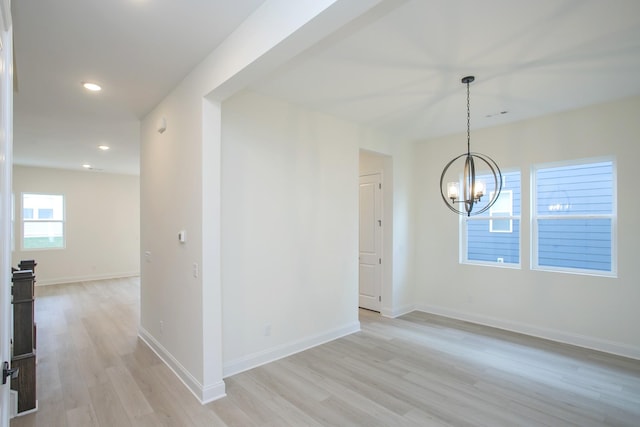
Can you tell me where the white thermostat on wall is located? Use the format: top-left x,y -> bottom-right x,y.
178,230 -> 186,243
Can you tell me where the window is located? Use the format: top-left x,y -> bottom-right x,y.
22,193 -> 65,250
490,190 -> 513,233
462,170 -> 521,266
532,159 -> 615,276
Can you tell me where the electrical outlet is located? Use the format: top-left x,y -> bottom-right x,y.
192,263 -> 199,278
159,320 -> 164,335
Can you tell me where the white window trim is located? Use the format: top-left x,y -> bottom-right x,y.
530,157 -> 617,277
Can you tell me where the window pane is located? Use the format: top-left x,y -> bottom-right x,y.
23,221 -> 64,249
38,208 -> 54,219
490,190 -> 513,233
467,219 -> 520,263
491,219 -> 510,232
23,194 -> 64,220
464,170 -> 520,265
536,162 -> 613,216
537,218 -> 611,271
22,193 -> 65,250
490,190 -> 512,214
534,159 -> 614,275
474,173 -> 521,217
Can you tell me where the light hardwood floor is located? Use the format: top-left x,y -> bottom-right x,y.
10,277 -> 640,426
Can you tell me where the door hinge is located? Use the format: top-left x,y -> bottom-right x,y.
379,183 -> 382,189
378,219 -> 382,227
379,296 -> 381,302
379,258 -> 381,264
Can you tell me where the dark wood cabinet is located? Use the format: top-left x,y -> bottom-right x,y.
11,265 -> 37,414
12,270 -> 35,356
10,354 -> 36,413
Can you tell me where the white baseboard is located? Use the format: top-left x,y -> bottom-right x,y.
381,303 -> 416,319
35,272 -> 140,286
223,321 -> 361,378
138,327 -> 226,404
415,304 -> 640,361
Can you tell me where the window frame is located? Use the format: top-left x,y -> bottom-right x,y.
460,169 -> 521,268
531,157 -> 617,277
21,193 -> 66,251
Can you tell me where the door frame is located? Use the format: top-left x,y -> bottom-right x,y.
358,149 -> 393,316
0,1 -> 13,424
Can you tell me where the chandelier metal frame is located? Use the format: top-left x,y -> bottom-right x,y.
439,76 -> 502,216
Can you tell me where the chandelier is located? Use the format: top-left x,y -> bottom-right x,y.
440,76 -> 502,216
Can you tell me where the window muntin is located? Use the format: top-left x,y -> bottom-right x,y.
462,170 -> 521,266
22,193 -> 65,250
532,159 -> 615,276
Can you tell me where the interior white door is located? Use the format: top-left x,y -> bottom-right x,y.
0,5 -> 13,425
359,174 -> 382,312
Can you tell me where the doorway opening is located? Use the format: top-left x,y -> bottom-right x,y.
358,150 -> 392,315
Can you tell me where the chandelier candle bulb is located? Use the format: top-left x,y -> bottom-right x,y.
447,182 -> 459,201
474,182 -> 485,199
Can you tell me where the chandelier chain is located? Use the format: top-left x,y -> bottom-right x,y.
466,80 -> 471,154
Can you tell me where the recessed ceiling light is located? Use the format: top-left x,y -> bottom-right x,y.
82,82 -> 102,92
82,164 -> 92,169
98,145 -> 110,151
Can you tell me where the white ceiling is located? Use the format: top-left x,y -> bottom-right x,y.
12,0 -> 640,175
12,0 -> 266,175
250,0 -> 640,142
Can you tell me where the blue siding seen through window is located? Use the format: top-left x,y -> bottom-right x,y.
538,219 -> 611,271
536,162 -> 612,215
535,161 -> 614,273
465,171 -> 521,264
467,219 -> 520,263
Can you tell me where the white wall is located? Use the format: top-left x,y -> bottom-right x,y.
139,83 -> 210,396
413,96 -> 640,359
221,90 -> 362,375
12,166 -> 139,285
139,0 -> 393,402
